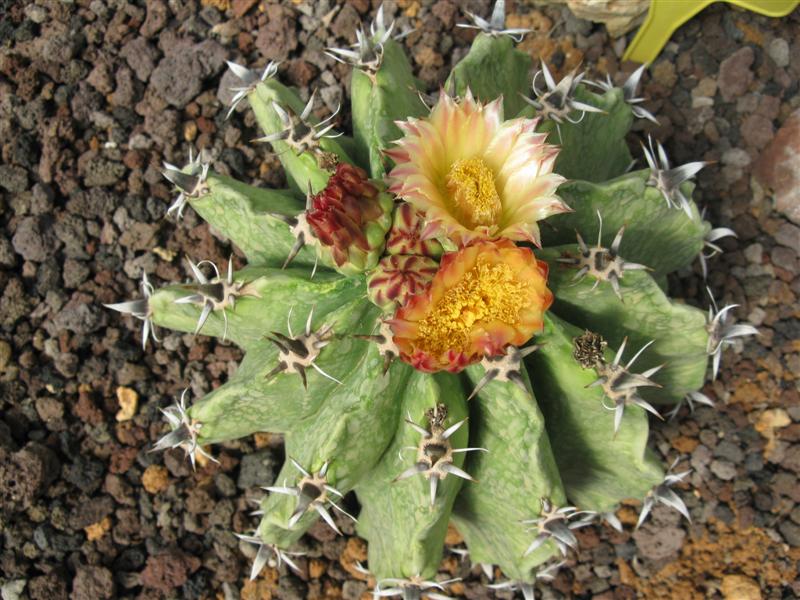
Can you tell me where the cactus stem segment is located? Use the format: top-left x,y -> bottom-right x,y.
254,91 -> 341,166
325,3 -> 413,76
373,575 -> 461,600
104,272 -> 158,350
588,64 -> 658,124
523,62 -> 604,142
705,287 -> 758,380
265,306 -> 340,388
151,389 -> 218,470
162,148 -> 211,219
641,136 -> 708,218
636,458 -> 691,528
522,498 -> 588,556
394,404 -> 485,506
225,60 -> 279,119
556,211 -> 649,300
588,336 -> 664,436
456,0 -> 531,42
174,256 -> 261,340
467,344 -> 539,400
353,320 -> 399,374
234,533 -> 305,580
488,560 -> 565,600
263,458 -> 355,534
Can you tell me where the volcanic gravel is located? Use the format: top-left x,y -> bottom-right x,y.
1,1 -> 799,599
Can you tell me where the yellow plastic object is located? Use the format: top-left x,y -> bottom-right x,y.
623,0 -> 800,64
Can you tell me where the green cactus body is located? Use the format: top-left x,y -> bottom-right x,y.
526,314 -> 664,510
446,33 -> 533,118
351,39 -> 427,178
256,342 -> 411,548
106,4 -> 747,595
540,251 -> 710,403
356,371 -> 468,580
541,173 -> 710,276
248,79 -> 352,194
453,365 -> 566,581
193,175 -> 316,268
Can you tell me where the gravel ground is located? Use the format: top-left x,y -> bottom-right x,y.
1,1 -> 799,599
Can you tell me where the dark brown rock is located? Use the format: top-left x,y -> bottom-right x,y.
0,442 -> 60,513
71,565 -> 114,600
12,216 -> 57,262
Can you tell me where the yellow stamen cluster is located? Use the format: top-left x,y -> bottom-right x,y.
445,157 -> 502,229
416,257 -> 530,356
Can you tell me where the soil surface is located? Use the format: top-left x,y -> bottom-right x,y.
1,1 -> 799,599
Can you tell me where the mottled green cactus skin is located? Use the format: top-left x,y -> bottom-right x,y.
351,39 -> 427,178
453,367 -> 566,581
447,33 -> 533,118
527,314 -> 663,511
139,25 -> 718,590
357,372 -> 468,580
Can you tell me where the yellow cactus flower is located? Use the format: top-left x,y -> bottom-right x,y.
390,239 -> 553,373
386,91 -> 569,247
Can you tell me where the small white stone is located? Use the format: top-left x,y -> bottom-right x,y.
721,148 -> 751,168
747,307 -> 766,326
743,243 -> 763,264
768,38 -> 790,68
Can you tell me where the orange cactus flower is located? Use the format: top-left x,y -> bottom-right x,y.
390,239 -> 553,373
386,91 -> 569,247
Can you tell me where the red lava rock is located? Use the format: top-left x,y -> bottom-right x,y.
186,486 -> 215,514
231,0 -> 258,19
120,37 -> 159,82
140,550 -> 201,594
73,388 -> 104,425
0,442 -> 59,513
286,59 -> 319,88
109,445 -> 139,474
255,4 -> 298,61
740,113 -> 774,150
718,46 -> 754,102
71,565 -> 114,600
754,108 -> 800,225
140,0 -> 168,38
12,216 -> 58,262
28,572 -> 69,600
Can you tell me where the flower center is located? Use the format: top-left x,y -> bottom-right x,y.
445,157 -> 502,229
416,257 -> 530,356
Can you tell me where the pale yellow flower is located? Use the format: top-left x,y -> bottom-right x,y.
386,91 -> 569,247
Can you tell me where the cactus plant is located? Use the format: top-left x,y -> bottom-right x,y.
106,2 -> 757,597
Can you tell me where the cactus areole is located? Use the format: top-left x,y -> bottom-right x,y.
106,2 -> 756,595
